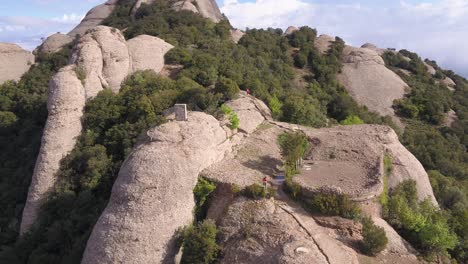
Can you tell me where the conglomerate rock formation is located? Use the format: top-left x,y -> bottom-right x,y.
337,45 -> 408,123
0,43 -> 34,84
81,112 -> 232,264
68,0 -> 118,37
20,65 -> 86,234
20,26 -> 173,234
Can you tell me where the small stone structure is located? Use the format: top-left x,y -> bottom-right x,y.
175,104 -> 188,121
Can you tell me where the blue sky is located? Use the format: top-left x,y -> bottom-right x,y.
1,0 -> 467,77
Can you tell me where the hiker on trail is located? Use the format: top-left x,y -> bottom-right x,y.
246,88 -> 251,95
262,176 -> 269,191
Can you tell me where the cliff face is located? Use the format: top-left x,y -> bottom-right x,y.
0,43 -> 34,84
20,26 -> 173,234
81,112 -> 231,264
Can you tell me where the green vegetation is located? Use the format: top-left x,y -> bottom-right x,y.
243,183 -> 276,199
385,180 -> 458,260
220,104 -> 240,130
382,49 -> 468,263
380,154 -> 392,209
180,220 -> 219,264
277,131 -> 309,177
303,192 -> 361,219
360,216 -> 388,256
193,178 -> 217,221
0,47 -> 70,247
340,115 -> 364,125
0,0 -> 465,262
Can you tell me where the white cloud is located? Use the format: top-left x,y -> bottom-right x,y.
0,14 -> 84,50
221,0 -> 468,77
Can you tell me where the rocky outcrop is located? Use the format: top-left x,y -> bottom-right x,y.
218,198 -> 359,264
21,26 -> 173,234
230,29 -> 245,43
172,0 -> 199,13
68,0 -> 117,37
424,61 -> 436,75
285,26 -> 299,35
81,112 -> 231,264
133,0 -> 223,22
127,35 -> 174,74
20,65 -> 85,234
337,45 -> 408,122
361,43 -> 386,56
194,0 -> 224,22
441,76 -> 456,87
315,34 -> 335,54
0,43 -> 34,84
36,33 -> 73,54
72,26 -> 130,95
299,125 -> 437,204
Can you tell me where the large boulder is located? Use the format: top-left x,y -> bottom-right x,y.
68,0 -> 118,37
193,0 -> 223,22
337,46 -> 408,122
20,65 -> 86,234
133,0 -> 223,22
81,112 -> 231,264
35,33 -> 73,54
284,26 -> 299,35
0,43 -> 34,84
127,35 -> 174,74
230,29 -> 245,43
315,34 -> 335,54
172,0 -> 199,13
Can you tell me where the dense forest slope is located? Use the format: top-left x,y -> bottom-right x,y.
0,0 -> 466,263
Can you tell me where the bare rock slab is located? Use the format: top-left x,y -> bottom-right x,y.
0,43 -> 34,84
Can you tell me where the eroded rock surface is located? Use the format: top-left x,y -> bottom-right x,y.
133,0 -> 223,22
0,43 -> 34,84
68,0 -> 117,37
21,26 -> 173,234
315,34 -> 335,54
230,29 -> 245,43
81,112 -> 231,264
36,33 -> 73,54
337,46 -> 408,122
20,65 -> 85,234
127,35 -> 174,74
284,26 -> 299,35
218,198 -> 359,264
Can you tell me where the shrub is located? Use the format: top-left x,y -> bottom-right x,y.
386,180 -> 459,258
243,184 -> 276,199
181,220 -> 219,264
284,179 -> 302,200
340,115 -> 364,125
165,47 -> 192,65
361,217 -> 388,256
220,104 -> 240,129
304,192 -> 361,219
214,77 -> 240,101
193,178 -> 216,221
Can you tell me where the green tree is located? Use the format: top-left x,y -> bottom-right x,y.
181,220 -> 219,264
214,77 -> 240,101
361,217 -> 388,256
